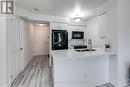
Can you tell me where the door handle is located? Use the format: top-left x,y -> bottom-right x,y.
20,48 -> 23,50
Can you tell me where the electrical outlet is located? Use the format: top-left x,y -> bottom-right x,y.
83,74 -> 87,79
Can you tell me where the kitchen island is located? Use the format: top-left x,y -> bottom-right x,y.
51,48 -> 117,87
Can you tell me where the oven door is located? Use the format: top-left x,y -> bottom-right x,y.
52,30 -> 68,50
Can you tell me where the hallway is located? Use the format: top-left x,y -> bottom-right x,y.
11,55 -> 53,87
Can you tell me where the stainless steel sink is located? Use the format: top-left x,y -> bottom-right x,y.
75,49 -> 96,52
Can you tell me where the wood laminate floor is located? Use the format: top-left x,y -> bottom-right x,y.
11,55 -> 53,87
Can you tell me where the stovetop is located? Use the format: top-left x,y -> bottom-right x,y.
75,49 -> 96,52
71,45 -> 87,49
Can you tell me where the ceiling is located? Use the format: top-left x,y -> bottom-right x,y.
16,0 -> 109,21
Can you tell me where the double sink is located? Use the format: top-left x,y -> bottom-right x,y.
72,45 -> 96,52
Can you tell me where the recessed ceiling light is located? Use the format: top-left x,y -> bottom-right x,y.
37,24 -> 44,26
34,8 -> 39,11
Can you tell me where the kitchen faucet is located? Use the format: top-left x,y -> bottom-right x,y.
88,39 -> 92,51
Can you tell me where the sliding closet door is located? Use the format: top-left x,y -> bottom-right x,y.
7,17 -> 23,83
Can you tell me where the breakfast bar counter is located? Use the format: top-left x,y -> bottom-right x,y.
51,48 -> 117,87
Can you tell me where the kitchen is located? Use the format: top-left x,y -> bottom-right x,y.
50,1 -> 117,86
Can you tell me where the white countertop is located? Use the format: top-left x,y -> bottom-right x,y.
51,48 -> 117,60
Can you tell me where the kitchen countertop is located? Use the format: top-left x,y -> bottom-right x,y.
51,48 -> 117,60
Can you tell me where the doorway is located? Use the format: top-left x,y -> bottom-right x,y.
34,23 -> 50,56
9,19 -> 52,87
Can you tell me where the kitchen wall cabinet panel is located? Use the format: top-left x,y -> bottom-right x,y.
69,25 -> 86,31
51,22 -> 69,30
98,13 -> 107,38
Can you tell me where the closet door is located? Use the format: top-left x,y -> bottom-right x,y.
7,17 -> 23,83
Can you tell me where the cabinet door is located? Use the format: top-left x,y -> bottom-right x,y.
98,13 -> 107,38
51,23 -> 68,30
70,25 -> 86,31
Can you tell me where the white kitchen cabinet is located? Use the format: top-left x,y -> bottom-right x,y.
51,22 -> 69,30
69,25 -> 86,31
98,13 -> 107,38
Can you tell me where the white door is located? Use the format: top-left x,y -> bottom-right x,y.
7,17 -> 23,82
34,26 -> 49,55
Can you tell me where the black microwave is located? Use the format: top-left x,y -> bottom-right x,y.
72,31 -> 84,39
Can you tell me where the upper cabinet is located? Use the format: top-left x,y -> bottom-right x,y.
98,13 -> 107,38
69,25 -> 86,31
51,22 -> 69,30
51,16 -> 69,30
97,2 -> 109,38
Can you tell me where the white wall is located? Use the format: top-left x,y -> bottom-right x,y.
104,0 -> 118,53
0,16 -> 7,87
118,0 -> 130,86
23,22 -> 34,68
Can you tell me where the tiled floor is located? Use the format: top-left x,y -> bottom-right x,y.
11,55 -> 53,87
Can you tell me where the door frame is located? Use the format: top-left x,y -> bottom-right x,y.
34,23 -> 50,56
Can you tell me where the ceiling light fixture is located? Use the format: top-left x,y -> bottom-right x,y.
73,17 -> 82,22
37,24 -> 44,26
